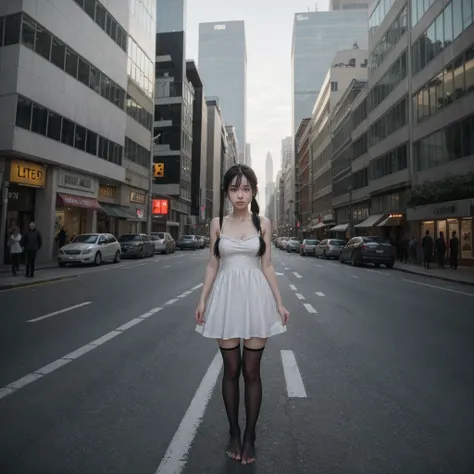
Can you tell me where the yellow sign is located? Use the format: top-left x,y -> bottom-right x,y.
99,185 -> 116,198
153,163 -> 164,178
10,159 -> 46,187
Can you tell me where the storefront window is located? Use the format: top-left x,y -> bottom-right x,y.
437,220 -> 447,239
422,220 -> 435,238
461,218 -> 473,258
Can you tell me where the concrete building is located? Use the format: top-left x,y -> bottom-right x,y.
205,98 -> 228,219
295,118 -> 312,233
291,5 -> 369,134
225,125 -> 239,167
265,152 -> 275,212
153,21 -> 194,236
0,0 -> 156,264
281,137 -> 294,171
198,20 -> 247,164
156,0 -> 185,33
245,143 -> 252,167
274,169 -> 285,234
309,49 -> 369,238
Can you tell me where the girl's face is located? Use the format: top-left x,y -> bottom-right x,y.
227,175 -> 254,210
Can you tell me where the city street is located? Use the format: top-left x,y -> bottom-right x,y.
1,247 -> 473,474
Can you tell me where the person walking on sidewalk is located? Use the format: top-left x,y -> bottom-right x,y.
22,222 -> 42,278
449,231 -> 459,270
7,227 -> 23,276
195,164 -> 289,465
422,230 -> 434,269
436,231 -> 447,269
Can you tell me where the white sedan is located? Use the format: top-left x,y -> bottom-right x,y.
58,233 -> 121,267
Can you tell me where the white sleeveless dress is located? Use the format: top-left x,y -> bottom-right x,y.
195,235 -> 287,340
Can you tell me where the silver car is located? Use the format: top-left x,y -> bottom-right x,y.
58,233 -> 121,266
315,239 -> 346,259
150,232 -> 175,254
300,239 -> 319,256
286,237 -> 301,253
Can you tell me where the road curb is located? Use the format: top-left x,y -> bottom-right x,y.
392,266 -> 474,287
0,264 -> 58,275
0,274 -> 79,291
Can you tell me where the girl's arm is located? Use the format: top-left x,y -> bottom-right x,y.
197,217 -> 221,305
260,217 -> 284,308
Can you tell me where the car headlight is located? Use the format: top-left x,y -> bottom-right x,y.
59,250 -> 65,255
82,248 -> 93,254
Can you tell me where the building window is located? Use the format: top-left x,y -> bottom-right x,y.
61,119 -> 75,147
65,48 -> 79,78
78,57 -> 90,86
16,96 -> 32,129
34,25 -> 51,60
31,103 -> 48,135
124,137 -> 150,168
51,37 -> 65,68
331,81 -> 338,92
21,15 -> 35,50
47,111 -> 62,141
74,125 -> 86,151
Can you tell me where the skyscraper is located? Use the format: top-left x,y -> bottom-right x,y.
291,7 -> 368,134
265,152 -> 275,212
156,0 -> 186,33
281,137 -> 294,171
198,21 -> 247,164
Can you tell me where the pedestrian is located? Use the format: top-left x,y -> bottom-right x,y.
408,236 -> 417,264
400,234 -> 409,264
7,227 -> 23,275
194,164 -> 289,465
449,231 -> 459,269
436,231 -> 446,269
57,226 -> 67,249
22,222 -> 43,277
422,230 -> 434,269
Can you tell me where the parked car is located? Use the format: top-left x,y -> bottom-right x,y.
150,232 -> 175,254
58,233 -> 121,267
280,238 -> 289,251
339,236 -> 395,268
315,239 -> 346,259
286,237 -> 301,253
300,239 -> 319,256
203,236 -> 210,247
178,235 -> 197,250
118,233 -> 154,258
195,235 -> 205,249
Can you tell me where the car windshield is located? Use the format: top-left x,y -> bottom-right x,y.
329,240 -> 345,246
72,234 -> 98,244
181,235 -> 194,240
305,240 -> 317,245
363,237 -> 391,244
119,234 -> 140,242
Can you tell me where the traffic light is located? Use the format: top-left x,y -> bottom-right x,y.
153,163 -> 164,178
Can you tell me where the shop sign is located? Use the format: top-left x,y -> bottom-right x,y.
322,211 -> 335,223
152,199 -> 169,215
99,185 -> 116,199
130,191 -> 146,204
58,170 -> 95,193
407,199 -> 473,220
136,209 -> 144,219
10,160 -> 46,188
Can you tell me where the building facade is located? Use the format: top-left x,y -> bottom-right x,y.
295,118 -> 312,233
198,20 -> 247,164
291,6 -> 369,134
0,0 -> 155,264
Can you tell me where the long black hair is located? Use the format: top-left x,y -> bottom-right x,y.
213,164 -> 266,258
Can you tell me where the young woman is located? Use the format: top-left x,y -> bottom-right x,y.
195,164 -> 290,465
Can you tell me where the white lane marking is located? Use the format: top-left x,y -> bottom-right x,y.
314,264 -> 323,268
284,267 -> 290,270
295,293 -> 305,300
365,269 -> 391,276
0,307 -> 166,401
26,302 -> 92,323
155,351 -> 222,474
165,299 -> 178,306
315,292 -> 325,297
403,279 -> 474,297
191,283 -> 203,291
351,275 -> 360,279
293,272 -> 303,279
178,291 -> 192,298
281,350 -> 307,398
289,284 -> 297,291
276,272 -> 284,275
303,303 -> 317,314
328,262 -> 338,266
165,265 -> 171,268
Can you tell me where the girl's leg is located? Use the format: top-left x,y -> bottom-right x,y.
241,337 -> 267,465
217,338 -> 242,460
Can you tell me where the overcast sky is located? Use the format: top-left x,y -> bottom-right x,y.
186,0 -> 330,206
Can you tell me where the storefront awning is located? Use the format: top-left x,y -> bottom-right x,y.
100,203 -> 137,219
354,213 -> 386,228
377,214 -> 403,227
312,222 -> 330,230
167,221 -> 180,227
330,223 -> 349,232
57,193 -> 102,210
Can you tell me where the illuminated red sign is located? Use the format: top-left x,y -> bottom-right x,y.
152,199 -> 169,215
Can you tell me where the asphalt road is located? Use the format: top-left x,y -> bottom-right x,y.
0,246 -> 473,473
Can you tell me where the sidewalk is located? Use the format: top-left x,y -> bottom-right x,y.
0,260 -> 57,275
393,261 -> 474,286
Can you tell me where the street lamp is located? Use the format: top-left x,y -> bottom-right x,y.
148,133 -> 161,235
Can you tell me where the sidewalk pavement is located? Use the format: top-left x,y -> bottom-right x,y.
393,261 -> 474,286
0,260 -> 57,275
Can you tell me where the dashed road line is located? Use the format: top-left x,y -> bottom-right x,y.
403,279 -> 474,297
165,299 -> 178,306
293,272 -> 303,279
365,268 -> 391,276
303,303 -> 317,314
289,284 -> 297,291
314,264 -> 323,268
315,292 -> 325,297
26,301 -> 92,323
276,272 -> 284,276
295,293 -> 305,300
351,275 -> 360,279
191,283 -> 203,291
281,350 -> 307,398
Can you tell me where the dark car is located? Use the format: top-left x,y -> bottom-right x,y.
339,236 -> 395,268
118,233 -> 154,258
178,235 -> 197,250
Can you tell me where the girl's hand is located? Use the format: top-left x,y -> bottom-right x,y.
195,300 -> 206,325
278,305 -> 290,326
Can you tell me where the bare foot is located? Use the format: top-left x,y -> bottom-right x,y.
240,437 -> 256,465
226,435 -> 242,461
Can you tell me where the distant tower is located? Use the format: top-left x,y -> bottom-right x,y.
265,152 -> 273,184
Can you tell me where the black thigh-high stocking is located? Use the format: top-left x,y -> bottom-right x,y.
241,345 -> 265,464
220,344 -> 242,459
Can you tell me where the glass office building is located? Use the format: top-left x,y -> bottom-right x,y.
198,21 -> 247,163
291,9 -> 368,134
